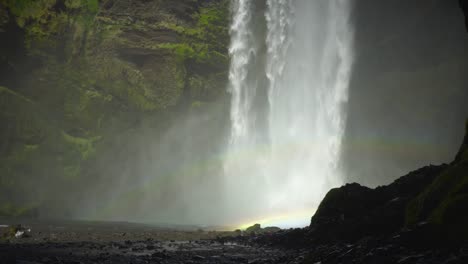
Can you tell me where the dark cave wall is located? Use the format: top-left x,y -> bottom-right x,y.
461,0 -> 468,31
342,0 -> 468,186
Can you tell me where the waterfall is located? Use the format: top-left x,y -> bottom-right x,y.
225,0 -> 353,227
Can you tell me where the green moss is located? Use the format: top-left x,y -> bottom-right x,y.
0,0 -> 230,218
406,164 -> 467,222
1,0 -> 56,27
62,131 -> 100,160
65,0 -> 98,13
154,1 -> 229,65
158,21 -> 200,37
2,0 -> 99,48
127,86 -> 160,111
406,121 -> 468,240
158,43 -> 197,61
197,3 -> 228,31
1,0 -> 67,44
86,0 -> 99,13
427,164 -> 468,224
157,42 -> 227,66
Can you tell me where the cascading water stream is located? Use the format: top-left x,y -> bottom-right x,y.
225,0 -> 353,227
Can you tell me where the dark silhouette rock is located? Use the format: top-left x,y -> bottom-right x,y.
306,121 -> 468,246
309,165 -> 447,243
263,226 -> 281,233
454,120 -> 468,164
246,224 -> 262,234
460,0 -> 468,31
406,121 -> 468,243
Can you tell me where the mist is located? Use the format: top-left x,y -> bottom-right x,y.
1,0 -> 467,229
78,0 -> 354,228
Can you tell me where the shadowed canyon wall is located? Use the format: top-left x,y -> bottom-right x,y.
343,0 -> 468,187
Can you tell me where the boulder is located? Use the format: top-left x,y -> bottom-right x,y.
245,224 -> 262,234
309,165 -> 447,242
406,121 -> 468,243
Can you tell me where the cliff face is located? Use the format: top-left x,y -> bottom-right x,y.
310,123 -> 468,243
461,0 -> 468,31
309,165 -> 447,242
343,0 -> 468,187
406,121 -> 468,240
0,0 -> 230,217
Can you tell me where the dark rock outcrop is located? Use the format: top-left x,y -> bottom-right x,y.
246,223 -> 262,234
309,164 -> 447,243
461,0 -> 468,31
244,224 -> 281,235
308,123 -> 468,245
306,119 -> 468,245
407,121 -> 468,242
454,120 -> 468,163
343,0 -> 468,187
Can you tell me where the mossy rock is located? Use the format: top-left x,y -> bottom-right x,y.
406,120 -> 468,242
0,0 -> 230,218
245,223 -> 262,233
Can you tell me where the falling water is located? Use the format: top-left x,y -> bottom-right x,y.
225,0 -> 353,227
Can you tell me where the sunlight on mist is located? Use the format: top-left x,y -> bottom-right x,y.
237,208 -> 316,230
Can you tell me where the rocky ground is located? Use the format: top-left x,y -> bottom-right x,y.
0,238 -> 300,264
0,220 -> 302,264
249,229 -> 468,264
2,220 -> 468,264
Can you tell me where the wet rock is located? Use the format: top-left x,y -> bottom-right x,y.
263,227 -> 281,233
16,261 -> 43,264
309,165 -> 446,243
246,224 -> 262,234
397,254 -> 425,263
146,244 -> 155,250
460,0 -> 468,32
2,224 -> 31,239
151,251 -> 170,260
228,254 -> 248,263
192,255 -> 205,260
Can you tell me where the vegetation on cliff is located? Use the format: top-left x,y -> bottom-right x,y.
0,0 -> 230,217
406,120 -> 468,241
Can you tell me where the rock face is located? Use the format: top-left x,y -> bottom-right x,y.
407,121 -> 468,242
246,224 -> 262,234
310,165 -> 447,243
342,0 -> 468,186
461,0 -> 468,31
0,0 -> 229,217
244,224 -> 281,235
309,122 -> 468,244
